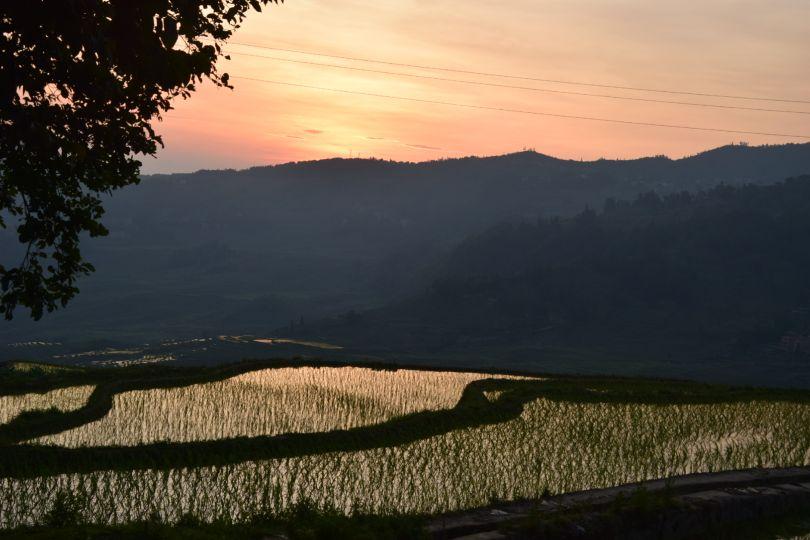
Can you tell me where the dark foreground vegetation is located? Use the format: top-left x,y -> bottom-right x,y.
0,497 -> 426,540
737,511 -> 810,539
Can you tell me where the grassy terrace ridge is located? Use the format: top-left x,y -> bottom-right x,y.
0,358 -> 532,396
2,359 -> 810,480
0,499 -> 429,540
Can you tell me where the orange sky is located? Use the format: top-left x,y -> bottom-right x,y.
143,0 -> 810,174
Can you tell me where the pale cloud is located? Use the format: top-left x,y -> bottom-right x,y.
404,143 -> 443,151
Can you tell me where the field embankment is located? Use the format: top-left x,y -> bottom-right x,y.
427,466 -> 810,539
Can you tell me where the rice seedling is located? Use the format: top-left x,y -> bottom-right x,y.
5,391 -> 810,528
34,367 -> 509,447
0,386 -> 95,426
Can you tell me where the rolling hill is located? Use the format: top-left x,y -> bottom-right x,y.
2,143 -> 810,353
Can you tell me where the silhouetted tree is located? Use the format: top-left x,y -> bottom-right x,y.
0,0 -> 280,319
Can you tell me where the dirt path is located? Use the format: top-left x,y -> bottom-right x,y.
426,466 -> 810,539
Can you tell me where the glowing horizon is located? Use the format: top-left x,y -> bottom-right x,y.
144,0 -> 810,174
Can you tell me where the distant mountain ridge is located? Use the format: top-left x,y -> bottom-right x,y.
1,143 -> 810,351
161,142 -> 809,181
128,142 -> 810,249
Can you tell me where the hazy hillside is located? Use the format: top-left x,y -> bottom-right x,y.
300,176 -> 810,381
2,143 -> 810,350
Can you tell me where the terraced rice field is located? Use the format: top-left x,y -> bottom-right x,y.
0,385 -> 95,425
2,363 -> 810,529
34,367 -> 503,446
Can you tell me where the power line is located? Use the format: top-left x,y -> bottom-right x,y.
231,75 -> 810,140
229,51 -> 810,116
228,41 -> 810,106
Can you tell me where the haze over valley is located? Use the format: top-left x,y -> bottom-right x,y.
4,143 -> 810,387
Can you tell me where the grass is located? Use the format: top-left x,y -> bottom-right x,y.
0,385 -> 95,425
3,362 -> 79,375
0,495 -> 426,539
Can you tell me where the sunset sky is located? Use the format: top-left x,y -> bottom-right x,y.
144,0 -> 810,174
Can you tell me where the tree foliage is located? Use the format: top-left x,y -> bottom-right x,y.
0,0 -> 279,319
432,176 -> 810,341
350,177 -> 810,353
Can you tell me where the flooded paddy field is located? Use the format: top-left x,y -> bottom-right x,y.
2,360 -> 810,529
